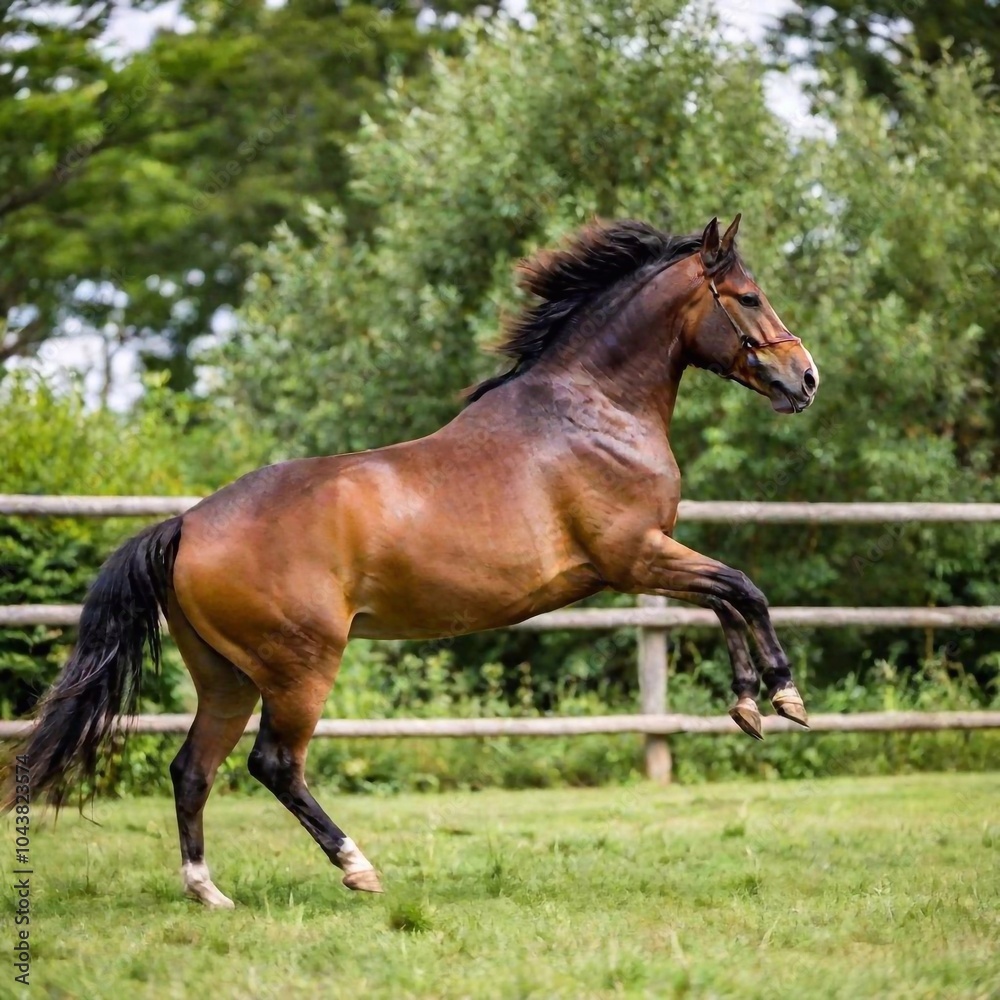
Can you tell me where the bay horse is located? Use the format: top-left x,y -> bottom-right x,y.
4,214 -> 818,907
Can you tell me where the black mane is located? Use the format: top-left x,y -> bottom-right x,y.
467,220 -> 731,402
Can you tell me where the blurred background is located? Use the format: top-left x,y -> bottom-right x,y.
2,0 -> 999,792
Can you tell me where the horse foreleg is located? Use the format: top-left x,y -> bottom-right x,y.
641,588 -> 764,739
710,598 -> 766,738
247,670 -> 383,894
623,530 -> 808,729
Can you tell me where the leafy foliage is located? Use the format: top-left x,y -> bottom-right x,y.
228,0 -> 793,454
1,0 -> 494,385
770,0 -> 1000,104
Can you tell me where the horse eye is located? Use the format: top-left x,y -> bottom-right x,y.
741,335 -> 755,350
738,293 -> 761,308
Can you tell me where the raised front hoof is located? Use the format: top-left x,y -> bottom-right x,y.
343,869 -> 384,894
771,688 -> 810,729
729,698 -> 763,741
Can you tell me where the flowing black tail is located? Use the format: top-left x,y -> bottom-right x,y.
2,517 -> 183,810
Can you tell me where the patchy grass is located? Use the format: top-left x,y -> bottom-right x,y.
7,773 -> 1000,998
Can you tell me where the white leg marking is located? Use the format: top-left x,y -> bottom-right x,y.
181,860 -> 235,909
338,838 -> 384,892
337,837 -> 375,875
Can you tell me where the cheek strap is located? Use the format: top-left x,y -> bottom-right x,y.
707,277 -> 802,353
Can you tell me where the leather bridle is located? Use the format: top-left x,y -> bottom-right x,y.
706,275 -> 802,353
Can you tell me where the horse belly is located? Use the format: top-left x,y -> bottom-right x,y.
347,562 -> 602,640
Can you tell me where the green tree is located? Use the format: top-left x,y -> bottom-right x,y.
226,0 -> 1000,693
0,0 -> 170,364
769,0 -> 1000,103
229,0 -> 798,456
1,0 -> 494,389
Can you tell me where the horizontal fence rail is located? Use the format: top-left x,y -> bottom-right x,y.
4,494 -> 1000,780
5,494 -> 1000,522
2,711 -> 999,741
6,604 -> 1000,630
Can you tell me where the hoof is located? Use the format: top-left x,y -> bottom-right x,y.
187,887 -> 235,910
343,869 -> 384,894
771,687 -> 810,729
729,697 -> 763,740
181,862 -> 235,909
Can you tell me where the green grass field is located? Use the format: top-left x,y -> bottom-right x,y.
6,773 -> 999,999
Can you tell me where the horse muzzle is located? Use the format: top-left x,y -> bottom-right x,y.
768,369 -> 818,413
764,345 -> 818,414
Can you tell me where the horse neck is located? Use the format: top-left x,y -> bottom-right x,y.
532,266 -> 695,433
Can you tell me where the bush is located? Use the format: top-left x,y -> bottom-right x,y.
88,650 -> 999,799
0,372 -> 268,716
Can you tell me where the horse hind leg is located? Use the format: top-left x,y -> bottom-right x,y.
247,664 -> 383,894
167,596 -> 260,908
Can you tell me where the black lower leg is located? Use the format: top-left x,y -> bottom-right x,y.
628,539 -> 803,729
709,599 -> 760,700
169,739 -> 211,865
740,612 -> 807,725
717,573 -> 794,698
747,619 -> 793,698
247,712 -> 347,865
657,590 -> 762,739
248,698 -> 382,892
710,599 -> 763,739
710,570 -> 807,727
760,660 -> 794,698
656,589 -> 760,699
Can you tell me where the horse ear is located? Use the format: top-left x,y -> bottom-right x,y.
720,213 -> 742,254
700,217 -> 721,268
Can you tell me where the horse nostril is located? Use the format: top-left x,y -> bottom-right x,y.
803,368 -> 816,393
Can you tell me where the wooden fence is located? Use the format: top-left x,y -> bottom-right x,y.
3,494 -> 1000,782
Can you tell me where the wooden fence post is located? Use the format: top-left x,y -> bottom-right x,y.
637,594 -> 671,784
